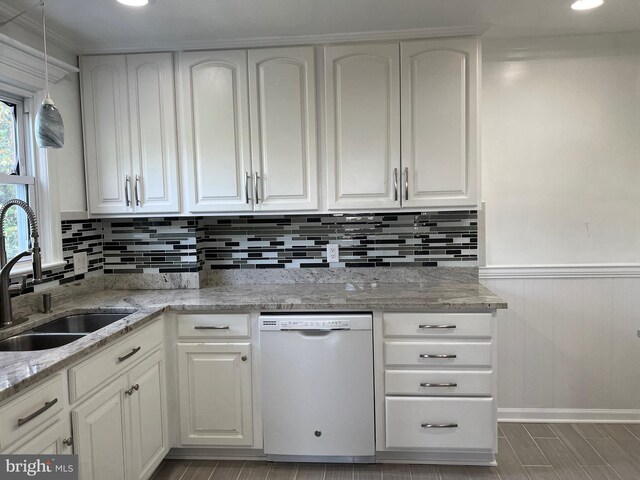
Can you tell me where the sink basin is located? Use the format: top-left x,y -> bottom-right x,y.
31,313 -> 130,334
0,333 -> 86,352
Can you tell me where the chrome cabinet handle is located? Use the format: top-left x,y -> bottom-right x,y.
245,172 -> 251,204
420,382 -> 458,388
404,167 -> 409,201
125,176 -> 131,206
254,172 -> 260,204
17,398 -> 58,427
125,384 -> 139,396
393,168 -> 398,201
419,324 -> 457,330
117,346 -> 141,363
134,175 -> 141,206
421,423 -> 458,429
419,354 -> 457,359
194,325 -> 229,330
62,437 -> 73,447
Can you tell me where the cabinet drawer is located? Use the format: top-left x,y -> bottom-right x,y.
177,313 -> 250,338
384,313 -> 492,338
385,370 -> 492,396
385,397 -> 494,450
69,320 -> 163,402
0,375 -> 64,451
384,341 -> 492,367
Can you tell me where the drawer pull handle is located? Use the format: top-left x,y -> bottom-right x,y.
194,325 -> 230,330
420,382 -> 458,388
418,325 -> 457,329
421,423 -> 458,429
419,354 -> 457,359
117,346 -> 141,363
17,398 -> 58,427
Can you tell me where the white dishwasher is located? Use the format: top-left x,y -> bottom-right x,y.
260,313 -> 374,462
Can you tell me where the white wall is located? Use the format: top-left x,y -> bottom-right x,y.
482,34 -> 640,266
482,34 -> 640,419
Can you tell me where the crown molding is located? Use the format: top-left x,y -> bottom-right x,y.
0,0 -> 77,54
77,24 -> 490,55
479,264 -> 640,279
0,33 -> 79,96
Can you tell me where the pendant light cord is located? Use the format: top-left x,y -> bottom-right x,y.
41,1 -> 49,98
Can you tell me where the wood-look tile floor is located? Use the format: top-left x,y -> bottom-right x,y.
153,423 -> 640,480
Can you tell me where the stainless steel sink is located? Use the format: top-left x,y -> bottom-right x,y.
31,313 -> 129,334
0,333 -> 86,351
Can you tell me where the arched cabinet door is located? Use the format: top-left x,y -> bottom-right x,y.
178,50 -> 252,213
127,53 -> 180,214
248,47 -> 318,212
81,55 -> 132,214
325,43 -> 401,210
401,38 -> 479,208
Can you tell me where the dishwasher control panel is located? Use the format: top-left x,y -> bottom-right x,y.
260,318 -> 350,331
259,314 -> 372,331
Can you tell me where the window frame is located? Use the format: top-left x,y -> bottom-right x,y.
0,93 -> 36,265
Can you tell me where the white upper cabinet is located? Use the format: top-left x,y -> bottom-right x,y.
81,53 -> 180,215
401,38 -> 479,208
179,47 -> 318,213
248,47 -> 317,211
325,43 -> 401,210
127,53 -> 180,214
81,55 -> 131,215
178,50 -> 252,213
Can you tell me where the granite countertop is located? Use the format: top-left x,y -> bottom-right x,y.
0,281 -> 506,402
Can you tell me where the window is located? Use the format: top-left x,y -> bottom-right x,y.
0,95 -> 35,261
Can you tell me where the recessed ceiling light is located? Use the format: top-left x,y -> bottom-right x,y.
117,0 -> 149,6
571,0 -> 604,10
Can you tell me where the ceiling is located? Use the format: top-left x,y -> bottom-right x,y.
4,0 -> 640,54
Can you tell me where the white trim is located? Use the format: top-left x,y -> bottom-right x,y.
0,1 -> 76,54
0,173 -> 35,185
479,264 -> 640,279
77,25 -> 489,55
0,32 -> 78,96
498,408 -> 640,424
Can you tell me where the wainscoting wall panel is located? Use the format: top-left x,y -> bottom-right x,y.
481,272 -> 640,422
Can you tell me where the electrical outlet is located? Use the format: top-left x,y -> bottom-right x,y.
73,252 -> 88,275
326,244 -> 340,263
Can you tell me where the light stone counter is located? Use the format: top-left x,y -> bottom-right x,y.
0,278 -> 506,402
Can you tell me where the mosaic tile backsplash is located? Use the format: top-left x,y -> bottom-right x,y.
202,211 -> 478,269
15,210 -> 478,294
102,218 -> 202,274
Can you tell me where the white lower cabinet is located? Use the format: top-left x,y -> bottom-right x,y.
379,312 -> 497,462
177,343 -> 253,446
8,418 -> 73,455
73,349 -> 167,480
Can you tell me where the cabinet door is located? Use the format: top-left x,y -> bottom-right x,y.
178,50 -> 252,212
401,38 -> 479,208
73,377 -> 129,480
81,55 -> 132,214
8,419 -> 73,455
325,43 -> 401,210
249,47 -> 318,211
177,343 -> 253,446
127,53 -> 180,214
127,351 -> 168,480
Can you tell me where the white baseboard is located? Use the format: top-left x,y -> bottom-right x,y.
498,408 -> 640,423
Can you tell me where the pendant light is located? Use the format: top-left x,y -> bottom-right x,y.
35,1 -> 64,149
